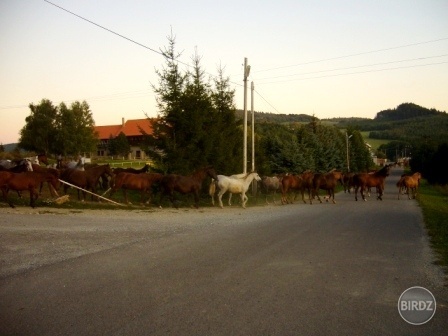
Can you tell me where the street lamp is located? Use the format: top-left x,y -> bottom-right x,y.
346,132 -> 353,172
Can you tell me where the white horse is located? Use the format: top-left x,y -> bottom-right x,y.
0,159 -> 33,171
209,172 -> 246,206
216,172 -> 261,209
66,157 -> 85,171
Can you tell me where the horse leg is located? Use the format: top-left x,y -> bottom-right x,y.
228,193 -> 233,206
301,188 -> 306,204
331,188 -> 336,204
2,188 -> 15,208
377,187 -> 383,201
315,189 -> 322,203
241,192 -> 247,208
217,189 -> 226,208
360,186 -> 367,201
123,189 -> 130,204
29,187 -> 36,208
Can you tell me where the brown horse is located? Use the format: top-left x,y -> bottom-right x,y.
31,164 -> 60,195
281,174 -> 304,204
1,171 -> 60,208
312,170 -> 344,204
60,164 -> 114,201
397,172 -> 421,200
37,153 -> 49,166
160,166 -> 218,208
342,172 -> 355,193
113,164 -> 150,174
110,172 -> 163,204
353,165 -> 391,201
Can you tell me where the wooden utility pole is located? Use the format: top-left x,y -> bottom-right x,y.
251,81 -> 255,173
251,81 -> 257,196
243,58 -> 250,173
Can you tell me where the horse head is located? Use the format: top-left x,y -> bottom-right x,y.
249,171 -> 262,182
24,159 -> 34,171
205,166 -> 218,181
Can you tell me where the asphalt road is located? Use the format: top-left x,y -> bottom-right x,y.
0,167 -> 447,335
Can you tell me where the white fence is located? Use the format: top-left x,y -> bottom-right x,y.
108,161 -> 149,168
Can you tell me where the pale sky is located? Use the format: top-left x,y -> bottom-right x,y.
1,0 -> 447,144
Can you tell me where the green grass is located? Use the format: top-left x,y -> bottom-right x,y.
416,180 -> 448,275
360,131 -> 392,150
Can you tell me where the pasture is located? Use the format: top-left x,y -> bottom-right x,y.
359,131 -> 391,150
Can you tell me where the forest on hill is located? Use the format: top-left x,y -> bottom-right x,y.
247,102 -> 447,184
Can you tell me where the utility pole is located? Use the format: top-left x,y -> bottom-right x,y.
251,81 -> 257,196
346,132 -> 352,172
243,57 -> 250,173
251,81 -> 255,173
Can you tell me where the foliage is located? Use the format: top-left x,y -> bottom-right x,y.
19,99 -> 58,154
143,33 -> 242,174
108,132 -> 131,157
254,119 -> 372,175
410,142 -> 448,185
19,99 -> 98,156
53,101 -> 98,155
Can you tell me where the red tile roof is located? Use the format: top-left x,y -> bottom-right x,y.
95,118 -> 153,139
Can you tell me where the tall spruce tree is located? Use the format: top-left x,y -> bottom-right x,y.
145,33 -> 242,174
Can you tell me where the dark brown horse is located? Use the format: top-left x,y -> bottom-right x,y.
37,153 -> 49,166
60,164 -> 114,201
353,165 -> 391,201
281,174 -> 304,204
31,164 -> 60,195
110,172 -> 163,204
113,164 -> 150,175
342,172 -> 355,193
160,166 -> 218,208
281,171 -> 315,205
1,171 -> 60,208
312,170 -> 344,204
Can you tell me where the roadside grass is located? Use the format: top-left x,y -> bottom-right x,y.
416,180 -> 448,273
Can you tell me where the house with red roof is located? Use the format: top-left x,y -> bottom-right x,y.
94,118 -> 153,159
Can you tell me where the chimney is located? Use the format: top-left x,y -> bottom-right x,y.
122,117 -> 125,127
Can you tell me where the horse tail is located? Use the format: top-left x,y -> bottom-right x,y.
209,179 -> 216,205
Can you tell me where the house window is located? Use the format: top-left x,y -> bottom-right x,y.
136,150 -> 141,159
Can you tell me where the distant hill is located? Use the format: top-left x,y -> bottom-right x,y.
374,103 -> 445,121
1,143 -> 18,152
235,103 -> 448,146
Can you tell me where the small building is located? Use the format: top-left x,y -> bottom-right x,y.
94,118 -> 153,160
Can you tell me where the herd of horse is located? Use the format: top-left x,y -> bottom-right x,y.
0,155 -> 422,209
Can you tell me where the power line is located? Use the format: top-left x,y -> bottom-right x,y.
254,37 -> 448,73
256,61 -> 448,85
253,89 -> 281,114
255,54 -> 448,81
